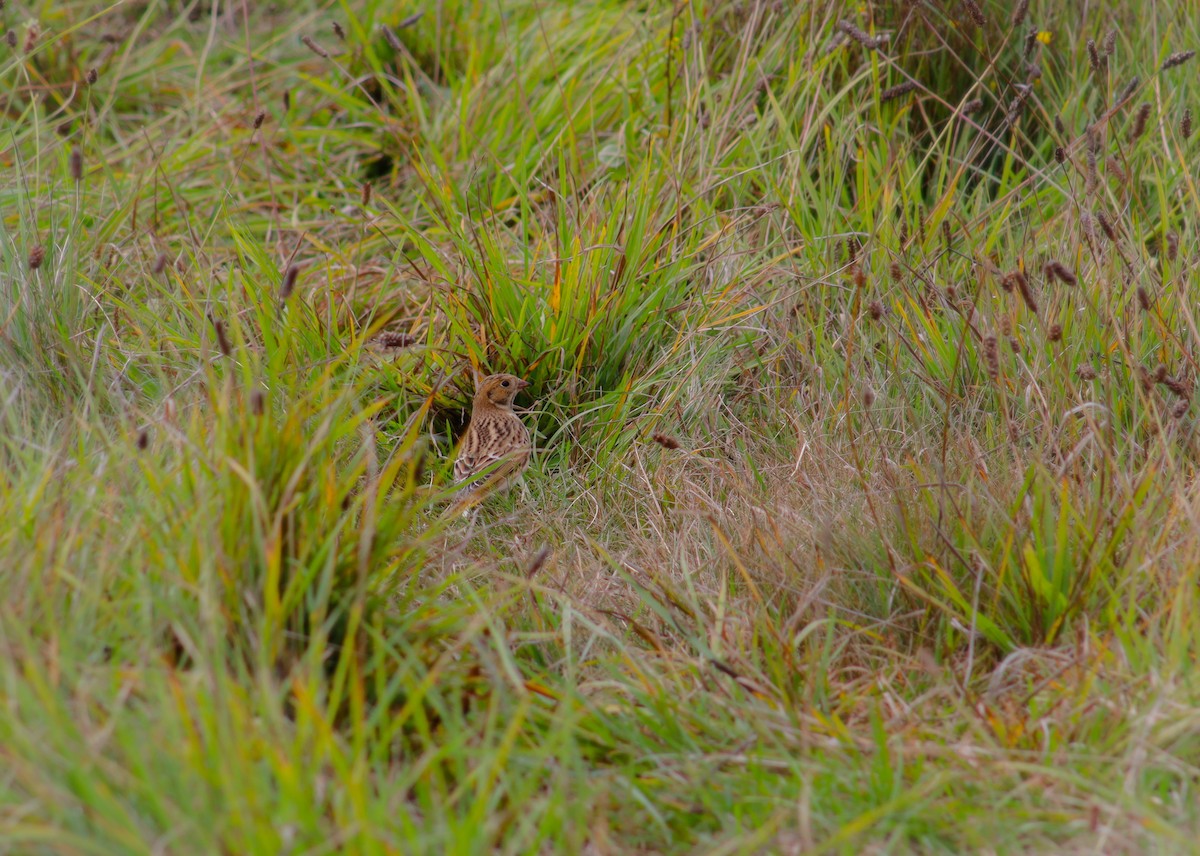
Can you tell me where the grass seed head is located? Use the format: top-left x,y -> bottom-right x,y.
300,35 -> 329,58
23,23 -> 37,53
136,428 -> 149,450
1077,363 -> 1098,381
1097,211 -> 1118,241
1136,286 -> 1151,311
1087,39 -> 1101,72
332,22 -> 346,41
1163,376 -> 1191,399
153,252 -> 169,275
984,336 -> 1000,381
1183,108 -> 1193,139
212,318 -> 233,356
837,20 -> 886,51
961,97 -> 983,115
361,181 -> 372,206
69,146 -> 82,181
862,385 -> 876,408
1161,50 -> 1195,71
28,244 -> 45,270
1013,270 -> 1038,313
1103,29 -> 1117,56
1012,0 -> 1030,26
1023,29 -> 1038,61
86,67 -> 98,84
1105,156 -> 1128,187
652,432 -> 680,450
880,80 -> 919,103
962,0 -> 986,27
5,30 -> 16,50
1045,261 -> 1077,285
1131,103 -> 1151,140
382,25 -> 405,52
1054,146 -> 1066,164
1048,323 -> 1063,341
253,110 -> 265,129
280,264 -> 299,299
1166,231 -> 1179,261
868,299 -> 886,321
1172,399 -> 1190,419
377,332 -> 416,348
1116,76 -> 1140,104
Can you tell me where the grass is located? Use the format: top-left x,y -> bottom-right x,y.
2,0 -> 1199,852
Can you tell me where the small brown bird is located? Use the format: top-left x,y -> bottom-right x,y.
451,372 -> 532,509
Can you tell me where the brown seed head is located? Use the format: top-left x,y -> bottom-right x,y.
253,110 -> 266,129
28,245 -> 45,270
1097,211 -> 1118,241
1023,29 -> 1038,61
1116,76 -> 1140,105
983,336 -> 1000,381
1044,261 -> 1077,286
1131,103 -> 1151,140
377,331 -> 416,349
1087,39 -> 1101,72
962,0 -> 985,27
1103,30 -> 1117,57
1163,376 -> 1191,400
300,35 -> 329,58
382,25 -> 404,51
137,428 -> 150,450
525,545 -> 551,577
862,385 -> 876,408
867,299 -> 886,321
1077,364 -> 1097,381
251,389 -> 266,416
1013,270 -> 1038,313
280,264 -> 299,299
1172,399 -> 1190,419
961,97 -> 983,115
1183,109 -> 1193,140
837,19 -> 886,51
153,252 -> 169,275
86,67 -> 98,85
361,181 -> 372,207
1011,0 -> 1029,26
652,432 -> 680,450
212,318 -> 233,357
332,21 -> 346,41
69,146 -> 82,182
1166,231 -> 1179,262
880,80 -> 919,103
1136,286 -> 1151,311
1048,323 -> 1063,342
1161,50 -> 1196,71
23,24 -> 37,53
5,30 -> 16,49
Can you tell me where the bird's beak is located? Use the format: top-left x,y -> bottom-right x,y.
516,379 -> 531,390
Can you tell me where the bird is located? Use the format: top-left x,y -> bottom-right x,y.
449,372 -> 532,512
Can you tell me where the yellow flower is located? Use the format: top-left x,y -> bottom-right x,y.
1036,31 -> 1053,45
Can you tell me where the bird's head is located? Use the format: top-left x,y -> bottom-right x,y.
474,373 -> 530,410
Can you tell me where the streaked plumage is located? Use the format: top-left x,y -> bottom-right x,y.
452,373 -> 531,506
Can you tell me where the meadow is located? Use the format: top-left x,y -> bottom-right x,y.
2,0 -> 1199,852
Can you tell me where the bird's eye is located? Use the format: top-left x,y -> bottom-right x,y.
501,380 -> 510,388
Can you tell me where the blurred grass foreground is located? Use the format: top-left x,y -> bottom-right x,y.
2,1 -> 1200,853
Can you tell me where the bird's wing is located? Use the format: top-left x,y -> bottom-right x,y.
453,446 -> 526,491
